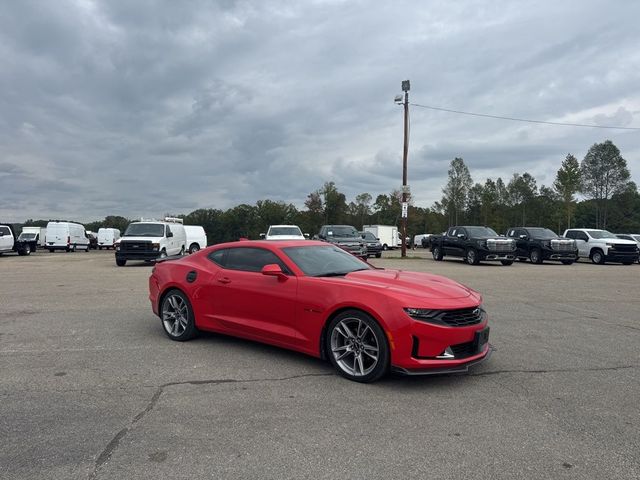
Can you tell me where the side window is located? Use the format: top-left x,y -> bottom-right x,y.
458,228 -> 466,237
224,247 -> 289,273
207,249 -> 226,267
449,228 -> 456,236
578,233 -> 589,241
0,226 -> 10,236
507,230 -> 515,237
166,226 -> 172,237
565,231 -> 575,239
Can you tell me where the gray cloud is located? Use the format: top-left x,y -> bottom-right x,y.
1,0 -> 640,222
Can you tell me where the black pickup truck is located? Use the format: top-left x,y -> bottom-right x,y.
315,225 -> 367,259
0,224 -> 32,256
505,227 -> 578,264
430,226 -> 517,265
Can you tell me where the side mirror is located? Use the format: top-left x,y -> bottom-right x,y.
167,231 -> 173,238
361,234 -> 366,239
304,233 -> 310,239
259,233 -> 266,239
318,234 -> 326,240
261,264 -> 287,279
457,233 -> 466,239
519,234 -> 528,240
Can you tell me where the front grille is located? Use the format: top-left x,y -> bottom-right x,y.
612,244 -> 637,253
120,241 -> 154,252
450,341 -> 479,359
551,239 -> 575,252
408,307 -> 485,327
440,307 -> 485,326
486,239 -> 516,252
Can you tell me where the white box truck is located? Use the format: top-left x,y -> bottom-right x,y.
45,221 -> 90,252
184,225 -> 207,253
363,225 -> 399,251
19,226 -> 47,249
97,228 -> 121,250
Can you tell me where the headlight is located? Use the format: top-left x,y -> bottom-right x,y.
476,240 -> 487,248
542,240 -> 551,248
404,308 -> 438,321
605,242 -> 615,247
152,243 -> 160,250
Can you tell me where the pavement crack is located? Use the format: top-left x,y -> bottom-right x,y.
88,371 -> 332,479
471,364 -> 637,377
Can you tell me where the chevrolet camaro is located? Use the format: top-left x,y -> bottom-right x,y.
148,240 -> 491,382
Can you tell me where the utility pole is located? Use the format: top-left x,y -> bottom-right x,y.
400,80 -> 410,258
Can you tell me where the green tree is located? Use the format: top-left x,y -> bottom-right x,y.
442,157 -> 473,225
553,154 -> 581,230
580,140 -> 631,228
507,172 -> 537,225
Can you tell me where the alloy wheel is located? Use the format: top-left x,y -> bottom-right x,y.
330,317 -> 379,377
162,294 -> 189,338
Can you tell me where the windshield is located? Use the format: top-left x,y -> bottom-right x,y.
465,227 -> 498,237
528,228 -> 558,240
633,235 -> 640,242
123,223 -> 165,237
283,245 -> 372,277
361,231 -> 377,241
587,230 -> 617,239
19,233 -> 37,240
268,226 -> 302,236
326,226 -> 359,238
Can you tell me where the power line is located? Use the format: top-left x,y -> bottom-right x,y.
410,103 -> 640,130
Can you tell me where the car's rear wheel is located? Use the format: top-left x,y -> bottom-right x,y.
116,258 -> 126,266
382,244 -> 388,251
189,243 -> 200,254
561,260 -> 574,265
432,245 -> 443,261
161,289 -> 197,341
466,248 -> 479,265
529,248 -> 543,264
500,260 -> 513,266
327,310 -> 388,383
375,252 -> 382,258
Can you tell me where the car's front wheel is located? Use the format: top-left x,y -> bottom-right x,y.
529,248 -> 543,264
432,245 -> 443,261
591,249 -> 605,265
18,244 -> 31,256
326,310 -> 389,383
466,248 -> 479,265
161,289 -> 198,341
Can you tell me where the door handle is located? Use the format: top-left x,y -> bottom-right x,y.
217,277 -> 231,284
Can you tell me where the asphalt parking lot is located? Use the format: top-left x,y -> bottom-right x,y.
1,248 -> 639,479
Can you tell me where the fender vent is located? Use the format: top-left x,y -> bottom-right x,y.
186,271 -> 197,283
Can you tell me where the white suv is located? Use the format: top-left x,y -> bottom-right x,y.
261,225 -> 306,240
564,228 -> 639,265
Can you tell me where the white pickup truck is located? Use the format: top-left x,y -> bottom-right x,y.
563,228 -> 639,265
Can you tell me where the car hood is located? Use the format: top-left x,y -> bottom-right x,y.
606,238 -> 638,245
266,235 -> 305,240
120,236 -> 161,242
324,269 -> 477,301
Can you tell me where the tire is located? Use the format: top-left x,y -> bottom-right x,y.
500,260 -> 513,266
85,245 -> 90,252
49,249 -> 54,253
432,245 -> 443,261
158,249 -> 168,260
529,248 -> 543,264
326,310 -> 389,383
180,246 -> 185,256
561,260 -> 574,265
590,249 -> 605,265
375,252 -> 382,258
382,244 -> 388,251
189,243 -> 200,254
72,245 -> 77,252
622,262 -> 633,265
18,244 -> 31,256
160,289 -> 198,341
99,246 -> 102,250
116,258 -> 126,266
466,248 -> 479,265
517,258 -> 527,262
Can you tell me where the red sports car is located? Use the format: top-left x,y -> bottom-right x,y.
148,240 -> 491,382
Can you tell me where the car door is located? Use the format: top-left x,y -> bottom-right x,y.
0,226 -> 13,252
515,228 -> 529,256
443,228 -> 458,256
210,247 -> 299,346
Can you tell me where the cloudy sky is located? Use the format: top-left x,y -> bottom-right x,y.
1,0 -> 640,223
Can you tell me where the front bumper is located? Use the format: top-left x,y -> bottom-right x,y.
605,251 -> 639,263
542,249 -> 578,261
392,345 -> 493,375
478,251 -> 516,261
366,245 -> 383,256
116,250 -> 160,261
389,313 -> 491,373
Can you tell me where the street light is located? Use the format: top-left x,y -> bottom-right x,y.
395,80 -> 410,258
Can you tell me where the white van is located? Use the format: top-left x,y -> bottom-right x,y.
183,225 -> 207,254
97,228 -> 121,250
45,221 -> 90,252
116,217 -> 186,266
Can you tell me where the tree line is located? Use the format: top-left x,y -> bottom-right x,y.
21,140 -> 640,245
